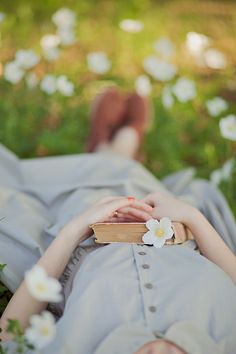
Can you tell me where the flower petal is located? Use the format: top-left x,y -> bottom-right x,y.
146,219 -> 159,231
153,237 -> 166,248
159,217 -> 172,229
164,227 -> 174,240
142,231 -> 154,245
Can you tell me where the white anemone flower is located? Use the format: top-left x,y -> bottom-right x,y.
206,97 -> 228,117
40,75 -> 57,95
153,37 -> 175,59
40,34 -> 61,49
204,49 -> 226,69
0,12 -> 5,23
52,8 -> 76,29
186,32 -> 211,55
15,49 -> 40,70
25,72 -> 39,88
57,75 -> 74,96
135,75 -> 152,96
162,85 -> 174,108
87,52 -> 111,74
143,55 -> 177,81
25,265 -> 62,302
219,114 -> 236,141
119,19 -> 144,33
25,311 -> 56,350
172,77 -> 196,102
142,217 -> 174,248
57,27 -> 76,46
43,47 -> 60,61
4,61 -> 24,84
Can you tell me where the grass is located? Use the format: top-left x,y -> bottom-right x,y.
0,0 -> 236,315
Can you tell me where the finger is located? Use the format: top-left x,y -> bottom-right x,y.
95,196 -> 126,206
115,212 -> 144,221
139,195 -> 155,207
105,197 -> 136,214
117,207 -> 152,221
130,200 -> 153,212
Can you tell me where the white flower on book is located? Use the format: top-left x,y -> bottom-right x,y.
142,217 -> 174,248
25,265 -> 62,302
25,311 -> 56,349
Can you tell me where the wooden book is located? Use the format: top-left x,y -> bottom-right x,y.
90,222 -> 194,245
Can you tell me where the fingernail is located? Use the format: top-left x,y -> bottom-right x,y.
128,196 -> 135,201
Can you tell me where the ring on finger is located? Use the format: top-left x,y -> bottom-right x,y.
113,211 -> 118,217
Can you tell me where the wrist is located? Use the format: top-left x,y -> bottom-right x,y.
58,214 -> 90,246
183,206 -> 203,228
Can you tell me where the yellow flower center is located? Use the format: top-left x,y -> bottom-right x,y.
155,228 -> 165,237
36,283 -> 47,294
40,326 -> 50,336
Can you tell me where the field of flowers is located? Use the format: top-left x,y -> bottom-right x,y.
0,0 -> 236,329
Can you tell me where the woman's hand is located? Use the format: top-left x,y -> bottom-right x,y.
134,339 -> 187,354
61,196 -> 153,244
141,191 -> 196,225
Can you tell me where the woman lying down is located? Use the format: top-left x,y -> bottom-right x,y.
1,89 -> 236,354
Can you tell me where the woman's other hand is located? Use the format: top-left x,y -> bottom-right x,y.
141,191 -> 196,225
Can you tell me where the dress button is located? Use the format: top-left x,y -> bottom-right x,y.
142,264 -> 150,269
149,306 -> 157,313
144,283 -> 153,289
138,251 -> 146,255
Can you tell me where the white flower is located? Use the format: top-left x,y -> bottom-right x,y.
40,34 -> 61,49
0,12 -> 5,24
143,55 -> 177,81
52,8 -> 76,29
206,97 -> 228,117
25,265 -> 62,302
210,169 -> 223,186
43,47 -> 60,61
25,311 -> 56,350
15,49 -> 40,70
172,77 -> 196,102
204,49 -> 226,69
87,52 -> 111,74
135,75 -> 152,96
4,61 -> 24,84
119,19 -> 144,33
57,75 -> 74,96
40,75 -> 57,95
57,27 -> 76,46
142,218 -> 174,248
162,85 -> 174,108
219,114 -> 236,141
25,72 -> 39,88
186,32 -> 211,55
153,37 -> 175,59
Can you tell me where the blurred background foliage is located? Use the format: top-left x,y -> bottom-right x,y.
0,0 -> 235,214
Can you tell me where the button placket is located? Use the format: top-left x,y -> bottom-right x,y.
134,245 -> 157,325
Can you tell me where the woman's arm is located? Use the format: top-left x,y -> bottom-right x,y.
141,192 -> 236,285
0,196 -> 152,341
